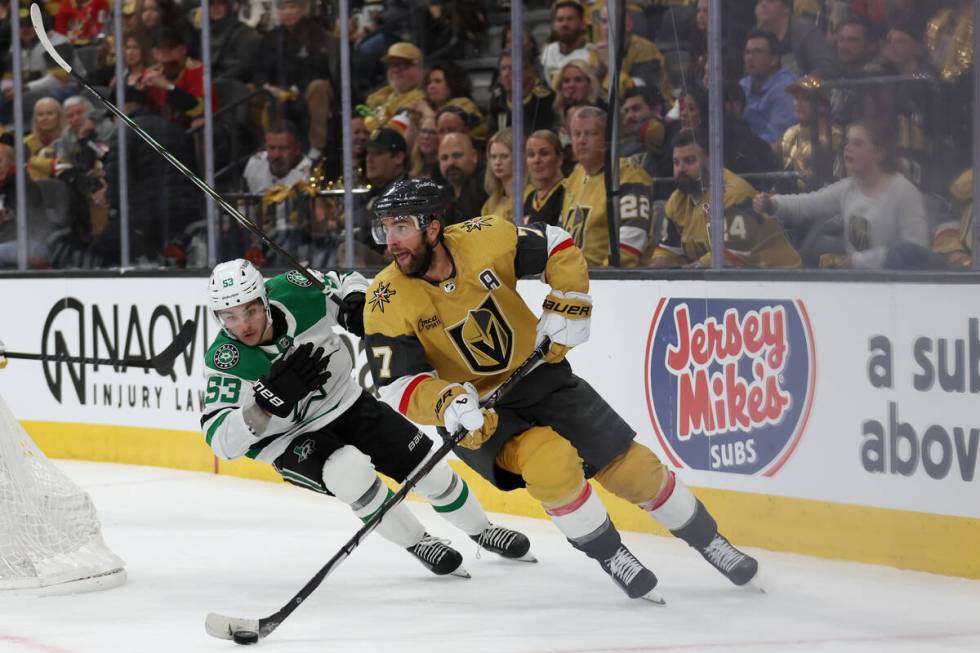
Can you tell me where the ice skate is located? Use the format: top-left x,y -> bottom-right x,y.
470,524 -> 537,562
599,544 -> 664,604
407,533 -> 469,577
698,533 -> 758,587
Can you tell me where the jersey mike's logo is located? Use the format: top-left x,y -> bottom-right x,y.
446,294 -> 513,374
644,298 -> 816,476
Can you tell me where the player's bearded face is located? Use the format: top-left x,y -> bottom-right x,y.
386,219 -> 436,277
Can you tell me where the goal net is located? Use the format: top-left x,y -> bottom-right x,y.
0,393 -> 126,594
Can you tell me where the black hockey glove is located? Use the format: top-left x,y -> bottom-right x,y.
252,342 -> 331,418
337,291 -> 366,338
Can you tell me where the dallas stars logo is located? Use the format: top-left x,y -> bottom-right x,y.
213,343 -> 240,370
462,216 -> 492,232
369,281 -> 396,313
286,270 -> 312,287
293,439 -> 315,462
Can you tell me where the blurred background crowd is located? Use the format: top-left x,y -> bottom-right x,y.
0,0 -> 975,272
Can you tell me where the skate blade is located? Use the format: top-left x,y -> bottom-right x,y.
450,566 -> 471,579
510,551 -> 538,563
742,567 -> 765,593
640,589 -> 666,605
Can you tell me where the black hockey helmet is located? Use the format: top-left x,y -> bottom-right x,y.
371,178 -> 449,244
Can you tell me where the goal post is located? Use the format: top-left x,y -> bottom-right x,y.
0,393 -> 126,595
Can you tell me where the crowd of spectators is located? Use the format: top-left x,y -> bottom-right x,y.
0,0 -> 974,272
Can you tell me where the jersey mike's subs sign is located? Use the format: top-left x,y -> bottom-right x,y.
644,298 -> 816,476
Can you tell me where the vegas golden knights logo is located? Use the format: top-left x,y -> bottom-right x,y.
446,294 -> 514,374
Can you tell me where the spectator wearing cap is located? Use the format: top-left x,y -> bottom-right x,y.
620,85 -> 667,176
197,0 -> 260,83
350,126 -> 411,259
740,29 -> 799,146
776,75 -> 843,194
595,5 -> 673,105
366,42 -> 426,130
365,127 -> 408,193
439,132 -> 487,225
252,0 -> 336,160
540,1 -> 596,89
489,48 -> 557,137
143,27 -> 214,130
755,0 -> 840,78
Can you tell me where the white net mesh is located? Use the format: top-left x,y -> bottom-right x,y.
0,394 -> 125,591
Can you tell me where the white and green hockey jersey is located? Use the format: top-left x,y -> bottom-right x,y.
201,269 -> 367,463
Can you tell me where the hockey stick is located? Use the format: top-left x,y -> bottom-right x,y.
27,3 -> 336,302
0,320 -> 196,376
205,338 -> 550,644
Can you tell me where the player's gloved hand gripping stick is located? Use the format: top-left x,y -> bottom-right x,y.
204,338 -> 550,645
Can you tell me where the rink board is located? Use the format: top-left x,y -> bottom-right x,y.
1,274 -> 977,578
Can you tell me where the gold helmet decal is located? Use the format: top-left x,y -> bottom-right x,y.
446,295 -> 514,374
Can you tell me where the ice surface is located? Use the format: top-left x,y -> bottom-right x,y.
1,461 -> 977,653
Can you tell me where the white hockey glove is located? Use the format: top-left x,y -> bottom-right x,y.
436,383 -> 499,450
327,271 -> 370,337
536,290 -> 592,364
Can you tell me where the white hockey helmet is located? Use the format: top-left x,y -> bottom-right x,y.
207,259 -> 270,337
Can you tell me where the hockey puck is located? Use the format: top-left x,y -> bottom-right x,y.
232,630 -> 259,645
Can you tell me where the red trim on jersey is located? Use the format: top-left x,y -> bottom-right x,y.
641,471 -> 676,511
546,483 -> 593,517
934,227 -> 960,240
549,238 -> 574,257
619,242 -> 642,258
398,373 -> 432,415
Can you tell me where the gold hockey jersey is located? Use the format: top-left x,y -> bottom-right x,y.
561,159 -> 653,267
363,216 -> 588,427
652,169 -> 802,268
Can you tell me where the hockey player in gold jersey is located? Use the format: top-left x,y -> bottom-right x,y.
561,106 -> 654,267
650,128 -> 801,268
359,177 -> 759,602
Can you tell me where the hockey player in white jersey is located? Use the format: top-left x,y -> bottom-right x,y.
201,259 -> 533,577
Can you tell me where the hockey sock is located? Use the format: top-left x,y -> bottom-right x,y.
641,472 -> 717,549
413,461 -> 490,537
546,483 -> 621,560
322,446 -> 424,549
